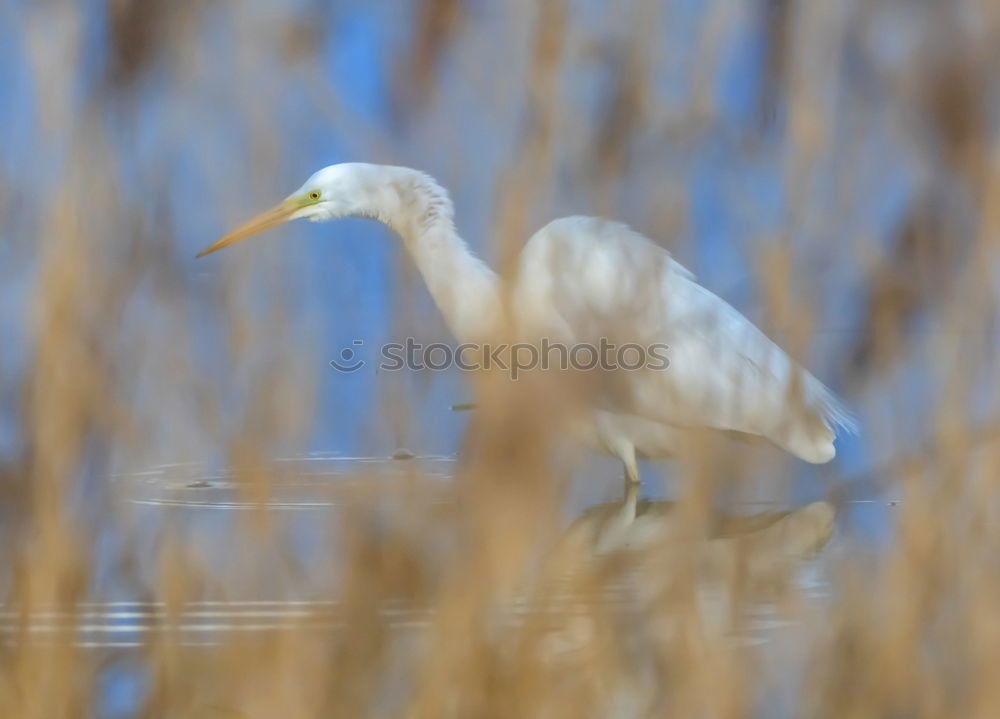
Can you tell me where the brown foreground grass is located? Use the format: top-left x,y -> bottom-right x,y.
1,1 -> 998,717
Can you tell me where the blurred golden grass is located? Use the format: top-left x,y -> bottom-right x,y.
1,0 -> 999,717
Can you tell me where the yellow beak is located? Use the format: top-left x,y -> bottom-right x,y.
196,201 -> 296,258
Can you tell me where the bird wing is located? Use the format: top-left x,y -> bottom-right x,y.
513,216 -> 854,463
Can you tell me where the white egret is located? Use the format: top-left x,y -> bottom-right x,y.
197,163 -> 854,517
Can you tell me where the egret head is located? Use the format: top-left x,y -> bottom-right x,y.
196,163 -> 384,258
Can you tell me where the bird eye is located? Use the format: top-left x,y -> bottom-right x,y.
308,191 -> 321,201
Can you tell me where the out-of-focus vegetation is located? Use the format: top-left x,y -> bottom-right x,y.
0,0 -> 998,716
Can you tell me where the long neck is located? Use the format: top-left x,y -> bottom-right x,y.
369,166 -> 500,343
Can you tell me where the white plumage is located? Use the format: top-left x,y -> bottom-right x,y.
514,216 -> 854,465
197,163 -> 855,510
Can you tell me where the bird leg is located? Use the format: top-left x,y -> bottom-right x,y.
619,443 -> 640,524
595,450 -> 641,555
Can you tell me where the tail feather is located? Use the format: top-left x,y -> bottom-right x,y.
773,378 -> 856,464
810,381 -> 858,436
